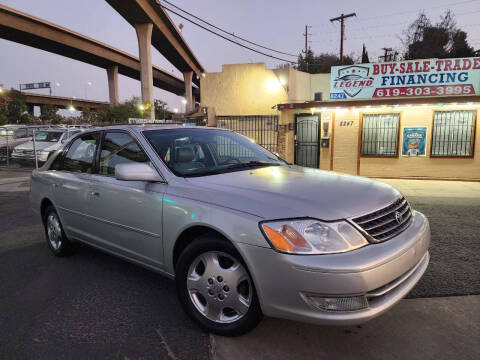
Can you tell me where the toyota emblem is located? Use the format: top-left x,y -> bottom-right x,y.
395,211 -> 403,224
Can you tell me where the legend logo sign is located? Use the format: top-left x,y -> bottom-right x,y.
330,66 -> 374,99
330,57 -> 480,100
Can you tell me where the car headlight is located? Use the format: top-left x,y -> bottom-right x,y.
260,219 -> 368,255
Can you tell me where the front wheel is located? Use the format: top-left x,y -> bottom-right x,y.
43,205 -> 76,256
175,236 -> 263,336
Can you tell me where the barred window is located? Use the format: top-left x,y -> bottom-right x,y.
431,111 -> 475,157
361,113 -> 400,156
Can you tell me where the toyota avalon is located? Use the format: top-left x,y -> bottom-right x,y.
30,126 -> 430,336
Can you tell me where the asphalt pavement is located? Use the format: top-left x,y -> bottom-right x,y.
0,174 -> 479,359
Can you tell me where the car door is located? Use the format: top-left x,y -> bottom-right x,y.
51,132 -> 101,241
86,130 -> 167,268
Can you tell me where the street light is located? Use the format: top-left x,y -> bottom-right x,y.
181,98 -> 187,113
173,108 -> 179,113
85,81 -> 92,99
69,105 -> 75,112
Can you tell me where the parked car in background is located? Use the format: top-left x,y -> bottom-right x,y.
0,125 -> 54,163
12,128 -> 82,164
30,126 -> 430,336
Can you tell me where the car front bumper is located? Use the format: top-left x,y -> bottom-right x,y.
236,210 -> 430,325
12,152 -> 49,162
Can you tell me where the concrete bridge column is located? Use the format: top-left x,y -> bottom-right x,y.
183,71 -> 193,113
135,23 -> 154,120
107,65 -> 119,106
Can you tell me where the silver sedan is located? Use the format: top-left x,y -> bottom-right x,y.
30,126 -> 430,336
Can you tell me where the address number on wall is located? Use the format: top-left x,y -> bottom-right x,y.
339,120 -> 354,127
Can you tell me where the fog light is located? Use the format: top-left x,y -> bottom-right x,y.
305,295 -> 368,312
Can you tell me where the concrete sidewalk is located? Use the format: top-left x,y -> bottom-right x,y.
377,178 -> 480,198
212,295 -> 480,360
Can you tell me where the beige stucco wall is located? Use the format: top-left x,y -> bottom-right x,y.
310,73 -> 331,101
200,63 -> 288,116
358,107 -> 480,180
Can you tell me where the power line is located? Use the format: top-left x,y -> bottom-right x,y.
160,4 -> 297,64
162,0 -> 298,58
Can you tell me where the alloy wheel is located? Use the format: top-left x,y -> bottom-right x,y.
186,251 -> 252,323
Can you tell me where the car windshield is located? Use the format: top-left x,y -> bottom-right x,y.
144,128 -> 284,177
34,131 -> 63,142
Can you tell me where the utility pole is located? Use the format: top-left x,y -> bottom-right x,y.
302,24 -> 312,71
379,47 -> 393,62
302,25 -> 312,55
330,13 -> 356,64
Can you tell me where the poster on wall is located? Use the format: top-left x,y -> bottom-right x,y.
402,127 -> 427,157
330,57 -> 480,100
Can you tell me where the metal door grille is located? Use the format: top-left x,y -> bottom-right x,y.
361,113 -> 399,156
295,115 -> 320,168
216,115 -> 278,153
431,111 -> 475,157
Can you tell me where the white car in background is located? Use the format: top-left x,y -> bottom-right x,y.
0,125 -> 53,162
12,129 -> 82,163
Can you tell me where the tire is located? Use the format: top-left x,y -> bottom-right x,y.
43,205 -> 76,257
175,235 -> 263,336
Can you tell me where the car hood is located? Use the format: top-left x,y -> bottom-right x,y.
15,141 -> 59,151
168,165 -> 401,220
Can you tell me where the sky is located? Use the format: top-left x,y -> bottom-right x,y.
1,0 -> 479,113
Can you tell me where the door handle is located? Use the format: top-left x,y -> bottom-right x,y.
90,191 -> 100,197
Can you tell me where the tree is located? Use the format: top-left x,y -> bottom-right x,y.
361,44 -> 370,63
154,99 -> 173,120
402,11 -> 476,59
19,113 -> 35,124
107,97 -> 142,124
6,90 -> 27,123
40,104 -> 62,124
295,50 -> 354,74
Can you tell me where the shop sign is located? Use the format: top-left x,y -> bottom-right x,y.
402,127 -> 427,157
330,57 -> 480,100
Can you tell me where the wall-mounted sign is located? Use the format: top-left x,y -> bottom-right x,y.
19,82 -> 51,91
330,57 -> 480,100
402,127 -> 427,157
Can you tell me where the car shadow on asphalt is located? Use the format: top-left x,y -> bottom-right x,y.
0,242 -> 211,360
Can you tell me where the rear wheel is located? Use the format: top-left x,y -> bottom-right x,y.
43,205 -> 75,256
175,236 -> 263,336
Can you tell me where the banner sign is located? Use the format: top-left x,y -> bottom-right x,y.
20,82 -> 51,91
330,57 -> 480,100
402,127 -> 427,157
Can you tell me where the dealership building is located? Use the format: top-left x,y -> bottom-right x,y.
200,58 -> 480,181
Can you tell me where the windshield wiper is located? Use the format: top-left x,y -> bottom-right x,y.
226,161 -> 280,170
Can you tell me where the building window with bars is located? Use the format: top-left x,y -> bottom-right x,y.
431,111 -> 476,157
361,113 -> 400,156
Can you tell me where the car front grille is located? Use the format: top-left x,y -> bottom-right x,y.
352,197 -> 413,243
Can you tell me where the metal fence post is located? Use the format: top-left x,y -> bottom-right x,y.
5,127 -> 9,168
33,129 -> 38,169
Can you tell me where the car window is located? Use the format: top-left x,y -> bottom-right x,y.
144,129 -> 283,177
34,131 -> 63,142
99,132 -> 150,176
62,133 -> 99,173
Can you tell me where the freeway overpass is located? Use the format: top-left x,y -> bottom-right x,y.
24,93 -> 109,111
0,4 -> 200,109
105,0 -> 205,115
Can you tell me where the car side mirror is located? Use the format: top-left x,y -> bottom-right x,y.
115,163 -> 163,182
